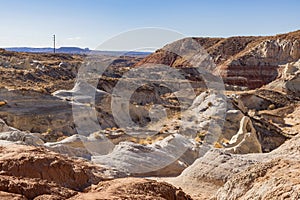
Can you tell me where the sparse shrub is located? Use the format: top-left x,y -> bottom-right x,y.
93,132 -> 102,139
0,101 -> 6,106
220,138 -> 230,145
194,136 -> 202,143
197,131 -> 207,141
129,137 -> 138,143
195,131 -> 208,143
46,128 -> 52,134
268,104 -> 276,110
214,142 -> 223,149
36,87 -> 47,93
207,102 -> 213,107
139,136 -> 153,145
57,136 -> 68,141
154,136 -> 164,142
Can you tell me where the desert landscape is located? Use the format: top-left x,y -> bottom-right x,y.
0,28 -> 299,199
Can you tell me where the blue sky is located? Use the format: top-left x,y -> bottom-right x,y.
0,0 -> 299,49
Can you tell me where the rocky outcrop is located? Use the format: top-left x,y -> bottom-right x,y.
44,133 -> 117,160
89,90 -> 228,177
0,31 -> 299,200
285,73 -> 300,96
0,88 -> 76,139
40,90 -> 268,177
92,134 -> 198,177
70,178 -> 192,200
221,36 -> 300,89
163,149 -> 261,199
0,143 -> 110,190
225,116 -> 262,154
0,191 -> 27,200
162,132 -> 300,199
214,159 -> 300,200
0,130 -> 44,146
0,141 -> 118,199
266,59 -> 300,96
44,134 -> 95,160
0,50 -> 83,93
0,138 -> 195,199
0,175 -> 77,200
0,141 -> 193,199
230,90 -> 294,152
136,30 -> 300,89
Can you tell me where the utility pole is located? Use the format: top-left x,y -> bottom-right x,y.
53,34 -> 56,53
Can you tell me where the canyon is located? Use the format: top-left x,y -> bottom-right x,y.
0,30 -> 299,199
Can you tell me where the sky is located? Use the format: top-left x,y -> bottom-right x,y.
0,0 -> 299,50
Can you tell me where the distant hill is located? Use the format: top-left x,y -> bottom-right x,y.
4,47 -> 151,56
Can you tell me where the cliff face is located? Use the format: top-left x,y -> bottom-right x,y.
136,30 -> 300,89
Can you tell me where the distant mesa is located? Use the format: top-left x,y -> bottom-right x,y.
4,47 -> 151,56
4,47 -> 88,54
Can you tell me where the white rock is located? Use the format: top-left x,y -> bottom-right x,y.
92,134 -> 198,176
0,130 -> 44,146
225,116 -> 262,154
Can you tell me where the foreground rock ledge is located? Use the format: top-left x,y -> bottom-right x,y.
0,142 -> 191,200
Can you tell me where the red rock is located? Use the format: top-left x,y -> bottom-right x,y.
69,177 -> 192,200
136,30 -> 300,90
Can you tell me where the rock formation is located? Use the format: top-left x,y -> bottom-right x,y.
266,58 -> 300,96
214,159 -> 300,200
225,116 -> 262,154
0,140 -> 192,199
0,30 -> 300,199
136,30 -> 300,90
70,178 -> 192,200
0,87 -> 76,139
92,134 -> 198,177
0,141 -> 107,199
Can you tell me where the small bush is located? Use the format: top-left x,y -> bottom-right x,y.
214,142 -> 223,149
0,101 -> 7,106
46,128 -> 52,134
268,104 -> 276,110
93,132 -> 102,139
